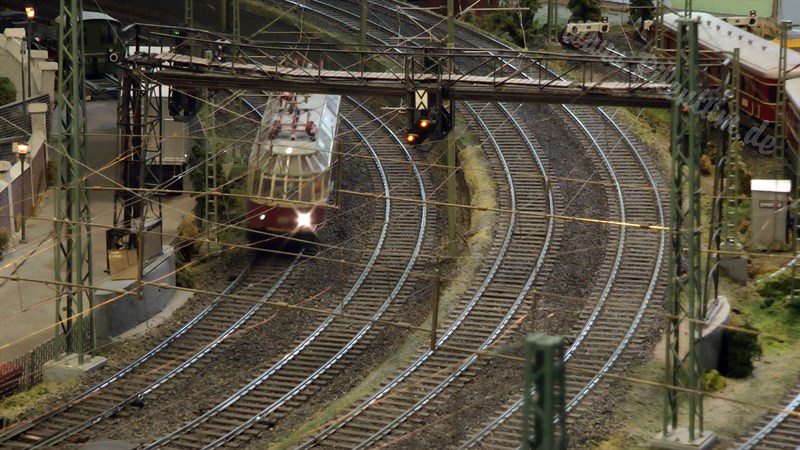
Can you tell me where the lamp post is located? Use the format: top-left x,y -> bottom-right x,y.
13,142 -> 29,243
25,6 -> 34,98
19,38 -> 25,104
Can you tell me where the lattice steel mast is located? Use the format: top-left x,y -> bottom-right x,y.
54,0 -> 93,361
654,17 -> 717,449
721,49 -> 742,250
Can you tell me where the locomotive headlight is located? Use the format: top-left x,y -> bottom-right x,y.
297,211 -> 312,229
259,213 -> 266,221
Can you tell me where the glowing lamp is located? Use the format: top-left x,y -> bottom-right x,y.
297,211 -> 312,229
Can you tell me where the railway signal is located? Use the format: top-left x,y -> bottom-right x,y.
405,113 -> 435,145
404,90 -> 453,146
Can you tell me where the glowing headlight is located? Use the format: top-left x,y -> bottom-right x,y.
259,214 -> 266,220
297,211 -> 312,228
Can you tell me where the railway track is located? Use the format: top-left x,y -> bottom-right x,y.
137,97 -> 436,448
295,96 -> 559,447
273,1 -> 667,447
462,105 -> 666,447
0,254 -> 300,447
0,1 -> 673,447
0,89 -> 435,448
737,381 -> 800,450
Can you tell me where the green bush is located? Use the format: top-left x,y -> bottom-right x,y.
755,270 -> 792,299
468,0 -> 542,48
703,369 -> 727,392
0,78 -> 15,106
175,267 -> 196,289
46,161 -> 57,187
720,323 -> 762,379
568,0 -> 602,22
177,215 -> 201,261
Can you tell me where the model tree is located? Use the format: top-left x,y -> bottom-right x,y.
629,0 -> 655,28
471,0 -> 541,49
567,0 -> 602,22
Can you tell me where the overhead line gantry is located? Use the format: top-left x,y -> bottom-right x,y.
122,25 -> 673,109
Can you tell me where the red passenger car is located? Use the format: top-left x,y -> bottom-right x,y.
660,12 -> 800,154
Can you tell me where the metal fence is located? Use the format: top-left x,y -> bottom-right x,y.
0,94 -> 48,163
0,332 -> 79,399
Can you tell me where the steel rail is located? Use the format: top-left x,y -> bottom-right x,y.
343,100 -> 556,449
0,258 -> 254,443
144,96 -> 427,449
27,255 -> 301,449
296,96 -> 533,447
379,3 -> 666,446
738,385 -> 800,449
462,106 -> 666,447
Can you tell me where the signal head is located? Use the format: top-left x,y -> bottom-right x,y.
405,133 -> 420,145
418,118 -> 432,129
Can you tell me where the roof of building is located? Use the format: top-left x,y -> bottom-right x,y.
751,179 -> 792,192
82,11 -> 120,23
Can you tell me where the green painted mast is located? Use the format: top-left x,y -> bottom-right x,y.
185,0 -> 193,28
447,0 -> 457,258
521,334 -> 567,450
54,0 -> 93,362
547,0 -> 558,46
232,0 -> 240,41
659,17 -> 714,446
721,49 -> 742,250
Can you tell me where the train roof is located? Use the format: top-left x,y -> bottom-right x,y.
82,11 -> 120,23
787,77 -> 800,110
661,12 -> 800,79
250,92 -> 339,177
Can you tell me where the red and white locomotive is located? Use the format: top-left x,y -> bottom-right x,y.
659,12 -> 800,157
246,92 -> 340,241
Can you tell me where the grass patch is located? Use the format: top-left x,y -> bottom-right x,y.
743,297 -> 800,354
595,360 -> 664,449
723,276 -> 799,354
0,379 -> 81,421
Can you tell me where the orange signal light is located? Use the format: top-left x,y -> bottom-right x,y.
406,133 -> 419,144
418,119 -> 432,129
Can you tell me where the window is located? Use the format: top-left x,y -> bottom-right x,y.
285,180 -> 299,200
301,178 -> 314,202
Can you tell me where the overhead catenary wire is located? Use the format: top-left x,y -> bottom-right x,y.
6,1 -> 792,428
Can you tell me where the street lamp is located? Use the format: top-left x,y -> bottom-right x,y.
13,142 -> 29,243
25,6 -> 34,98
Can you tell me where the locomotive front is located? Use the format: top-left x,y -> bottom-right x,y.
246,93 -> 339,241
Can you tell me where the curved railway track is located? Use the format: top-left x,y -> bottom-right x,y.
0,93 -> 433,448
463,105 -> 666,447
737,381 -> 800,450
139,97 -> 436,449
274,1 -> 667,447
0,254 -> 300,447
296,97 -> 559,448
0,1 -> 674,448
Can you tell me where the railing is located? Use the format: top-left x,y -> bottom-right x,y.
0,332 -> 79,399
0,94 -> 48,163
